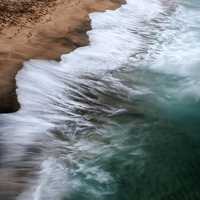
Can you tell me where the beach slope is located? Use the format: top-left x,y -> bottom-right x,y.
0,0 -> 125,113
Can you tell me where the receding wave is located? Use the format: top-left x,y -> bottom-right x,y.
0,0 -> 200,199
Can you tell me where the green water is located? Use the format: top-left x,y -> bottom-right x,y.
61,1 -> 200,198
62,68 -> 200,200
2,0 -> 199,199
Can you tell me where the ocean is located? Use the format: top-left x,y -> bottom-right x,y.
0,0 -> 200,199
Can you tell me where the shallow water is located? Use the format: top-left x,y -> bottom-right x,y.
1,0 -> 200,199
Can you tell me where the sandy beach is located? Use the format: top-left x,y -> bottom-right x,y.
1,1 -> 200,200
0,0 -> 125,113
0,1 -> 126,199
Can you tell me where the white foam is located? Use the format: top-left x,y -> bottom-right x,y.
0,0 -> 163,162
0,0 -> 167,199
17,158 -> 69,200
59,0 -> 162,74
147,4 -> 200,100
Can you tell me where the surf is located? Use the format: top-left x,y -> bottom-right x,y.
0,0 -> 200,199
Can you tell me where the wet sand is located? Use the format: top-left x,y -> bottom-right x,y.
0,1 -> 125,199
0,0 -> 125,113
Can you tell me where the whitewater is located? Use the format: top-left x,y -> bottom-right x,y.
0,0 -> 200,199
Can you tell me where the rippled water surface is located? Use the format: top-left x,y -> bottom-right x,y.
1,0 -> 200,199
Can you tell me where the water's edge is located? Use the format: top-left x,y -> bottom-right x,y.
1,0 -> 200,199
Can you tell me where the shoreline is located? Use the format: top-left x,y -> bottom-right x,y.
0,0 -> 125,113
0,1 -> 126,199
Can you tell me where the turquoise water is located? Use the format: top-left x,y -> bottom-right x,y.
1,0 -> 200,199
61,1 -> 200,199
64,71 -> 200,200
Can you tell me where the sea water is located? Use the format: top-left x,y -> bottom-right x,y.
0,0 -> 200,199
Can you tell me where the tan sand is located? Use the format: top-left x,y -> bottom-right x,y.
0,1 -> 126,199
0,0 -> 125,113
